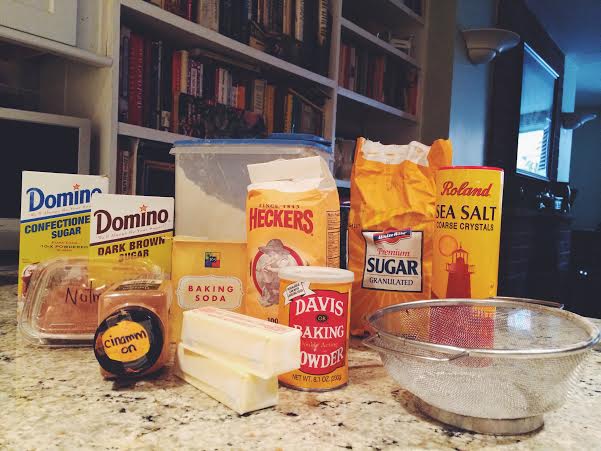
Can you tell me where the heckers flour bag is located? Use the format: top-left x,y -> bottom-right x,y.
246,156 -> 340,322
348,138 -> 452,334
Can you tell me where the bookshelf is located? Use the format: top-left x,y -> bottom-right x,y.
120,0 -> 337,88
337,87 -> 417,120
118,121 -> 189,143
339,18 -> 420,69
0,26 -> 113,68
0,0 -> 433,192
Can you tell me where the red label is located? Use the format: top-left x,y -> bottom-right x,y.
440,181 -> 493,197
288,289 -> 349,376
248,208 -> 314,234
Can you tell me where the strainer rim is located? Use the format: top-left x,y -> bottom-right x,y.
367,298 -> 601,358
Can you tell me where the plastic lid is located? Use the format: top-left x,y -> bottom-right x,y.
19,257 -> 161,346
278,266 -> 355,284
170,135 -> 333,154
94,306 -> 164,377
268,133 -> 331,145
439,166 -> 503,171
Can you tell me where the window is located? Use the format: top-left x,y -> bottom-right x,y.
516,44 -> 558,180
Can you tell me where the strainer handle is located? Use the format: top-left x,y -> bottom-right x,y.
492,296 -> 564,309
363,335 -> 468,363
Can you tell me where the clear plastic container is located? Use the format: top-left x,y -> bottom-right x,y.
170,134 -> 332,241
19,257 -> 161,346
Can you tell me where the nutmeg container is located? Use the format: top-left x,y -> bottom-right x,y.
432,166 -> 504,300
277,266 -> 353,391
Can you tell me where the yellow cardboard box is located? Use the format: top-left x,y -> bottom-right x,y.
170,237 -> 246,342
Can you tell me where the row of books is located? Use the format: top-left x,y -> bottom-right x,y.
119,26 -> 325,137
144,0 -> 330,75
117,137 -> 175,196
338,42 -> 418,115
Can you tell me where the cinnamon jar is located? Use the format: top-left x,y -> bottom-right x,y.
94,279 -> 171,378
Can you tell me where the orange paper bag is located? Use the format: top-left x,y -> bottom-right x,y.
348,138 -> 452,335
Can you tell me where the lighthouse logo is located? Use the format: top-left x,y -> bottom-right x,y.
438,234 -> 475,298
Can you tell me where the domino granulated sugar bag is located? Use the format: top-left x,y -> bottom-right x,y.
348,138 -> 452,335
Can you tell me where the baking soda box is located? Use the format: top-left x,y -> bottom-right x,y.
19,171 -> 109,300
89,194 -> 174,276
170,237 -> 246,342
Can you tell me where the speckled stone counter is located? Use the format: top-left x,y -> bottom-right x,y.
1,275 -> 600,450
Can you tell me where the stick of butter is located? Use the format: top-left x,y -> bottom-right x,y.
175,343 -> 278,415
181,307 -> 301,379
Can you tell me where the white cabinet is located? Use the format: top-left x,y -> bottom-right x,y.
0,0 -> 78,46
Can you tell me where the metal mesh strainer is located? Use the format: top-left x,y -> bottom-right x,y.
365,299 -> 600,434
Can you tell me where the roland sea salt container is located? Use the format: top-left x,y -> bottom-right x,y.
170,134 -> 332,241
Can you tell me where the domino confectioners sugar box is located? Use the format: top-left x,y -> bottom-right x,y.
18,171 -> 109,301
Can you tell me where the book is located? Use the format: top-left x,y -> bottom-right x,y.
273,85 -> 286,132
316,0 -> 329,74
136,140 -> 175,197
160,45 -> 173,131
316,0 -> 327,47
299,101 -> 321,135
150,40 -> 163,129
197,0 -> 220,31
284,92 -> 293,132
264,84 -> 276,134
240,0 -> 251,43
230,0 -> 242,41
128,33 -> 144,126
190,59 -> 198,97
116,139 -> 131,195
283,0 -> 292,35
171,51 -> 182,132
294,0 -> 304,41
180,50 -> 189,95
273,0 -> 283,34
338,43 -> 348,88
348,45 -> 356,92
184,0 -> 194,20
143,38 -> 153,127
251,0 -> 258,22
119,26 -> 131,122
252,78 -> 266,115
164,0 -> 183,16
302,0 -> 317,69
219,0 -> 233,37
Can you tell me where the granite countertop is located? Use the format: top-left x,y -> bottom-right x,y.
1,274 -> 601,450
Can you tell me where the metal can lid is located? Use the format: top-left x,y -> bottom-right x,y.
278,266 -> 354,284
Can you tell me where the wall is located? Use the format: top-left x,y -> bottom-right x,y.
419,0 -> 457,146
570,110 -> 601,230
556,56 -> 578,182
447,0 -> 496,165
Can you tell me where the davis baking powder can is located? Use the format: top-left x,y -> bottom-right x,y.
278,267 -> 354,391
432,166 -> 504,299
